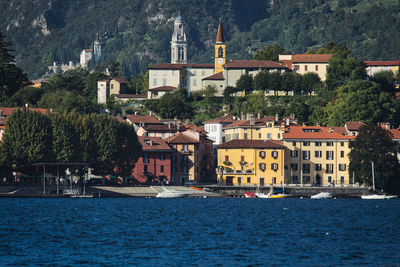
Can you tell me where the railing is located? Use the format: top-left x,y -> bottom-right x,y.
223,170 -> 254,175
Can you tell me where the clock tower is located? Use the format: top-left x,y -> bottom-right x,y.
214,19 -> 225,74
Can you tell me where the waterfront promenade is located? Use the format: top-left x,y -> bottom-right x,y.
0,184 -> 371,198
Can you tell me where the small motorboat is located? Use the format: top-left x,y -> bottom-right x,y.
156,187 -> 188,198
244,192 -> 256,198
311,192 -> 332,199
255,192 -> 290,198
361,194 -> 397,199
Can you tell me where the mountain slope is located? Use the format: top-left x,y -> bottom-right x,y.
1,0 -> 399,79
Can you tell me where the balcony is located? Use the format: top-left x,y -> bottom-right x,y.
223,169 -> 254,175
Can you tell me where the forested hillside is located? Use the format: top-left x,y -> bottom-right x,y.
1,0 -> 399,79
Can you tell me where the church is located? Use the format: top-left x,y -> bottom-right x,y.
147,16 -> 289,99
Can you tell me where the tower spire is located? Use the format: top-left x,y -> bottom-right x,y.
216,19 -> 224,43
214,19 -> 226,74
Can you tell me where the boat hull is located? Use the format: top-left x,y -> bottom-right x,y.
361,194 -> 397,199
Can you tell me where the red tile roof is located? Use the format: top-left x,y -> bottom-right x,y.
224,60 -> 287,69
216,19 -> 225,43
217,139 -> 285,149
283,126 -> 355,140
204,114 -> 235,124
345,121 -> 366,131
148,86 -> 176,92
138,136 -> 172,151
141,124 -> 178,133
148,63 -> 214,70
112,77 -> 129,84
202,72 -> 225,80
84,49 -> 93,52
165,132 -> 199,144
292,54 -> 333,63
390,129 -> 400,140
364,60 -> 400,66
184,124 -> 205,133
126,115 -> 160,124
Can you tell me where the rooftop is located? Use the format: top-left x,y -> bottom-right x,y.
165,132 -> 199,144
125,114 -> 160,125
364,60 -> 400,66
148,86 -> 176,92
283,126 -> 355,140
202,72 -> 224,81
204,114 -> 235,124
138,136 -> 172,151
217,139 -> 285,149
148,63 -> 214,70
291,54 -> 333,63
224,60 -> 287,69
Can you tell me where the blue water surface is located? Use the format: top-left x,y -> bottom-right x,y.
0,198 -> 399,266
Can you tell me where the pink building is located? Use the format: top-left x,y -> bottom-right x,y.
132,136 -> 173,184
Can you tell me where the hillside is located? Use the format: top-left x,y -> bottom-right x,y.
1,0 -> 399,79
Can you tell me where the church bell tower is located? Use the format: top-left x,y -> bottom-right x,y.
214,19 -> 225,74
171,15 -> 187,64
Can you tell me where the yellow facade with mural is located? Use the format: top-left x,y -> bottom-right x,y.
217,140 -> 285,186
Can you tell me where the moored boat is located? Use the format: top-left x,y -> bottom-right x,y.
155,187 -> 188,198
311,192 -> 332,199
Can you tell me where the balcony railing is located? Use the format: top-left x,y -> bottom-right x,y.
223,169 -> 254,175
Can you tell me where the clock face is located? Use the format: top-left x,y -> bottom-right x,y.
217,58 -> 224,64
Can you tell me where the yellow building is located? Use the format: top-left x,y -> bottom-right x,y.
282,126 -> 355,186
224,114 -> 297,142
214,19 -> 225,74
217,139 -> 285,186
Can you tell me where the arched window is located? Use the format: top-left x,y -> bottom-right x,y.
218,47 -> 223,58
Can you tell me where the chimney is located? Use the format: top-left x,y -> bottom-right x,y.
286,118 -> 290,126
25,103 -> 29,108
149,111 -> 152,116
316,122 -> 320,126
328,128 -> 334,133
69,61 -> 73,67
168,123 -> 171,129
386,122 -> 390,130
150,140 -> 153,146
257,113 -> 260,119
53,62 -> 57,67
250,116 -> 255,126
275,113 -> 279,122
134,111 -> 137,115
302,122 -> 306,126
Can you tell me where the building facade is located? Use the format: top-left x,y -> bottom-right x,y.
171,16 -> 187,64
217,140 -> 285,186
279,54 -> 332,81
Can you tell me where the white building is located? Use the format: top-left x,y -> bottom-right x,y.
80,49 -> 93,68
170,16 -> 187,64
203,114 -> 235,146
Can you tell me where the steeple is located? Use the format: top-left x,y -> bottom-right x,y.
214,19 -> 226,74
216,19 -> 224,43
93,33 -> 101,63
171,15 -> 187,64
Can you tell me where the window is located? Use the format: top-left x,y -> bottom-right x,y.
328,176 -> 332,183
277,133 -> 281,139
326,142 -> 334,146
303,151 -> 310,160
326,151 -> 334,160
326,164 -> 334,174
259,151 -> 266,158
271,163 -> 278,171
315,142 -> 322,146
315,65 -> 318,71
295,65 -> 299,71
340,176 -> 345,184
163,78 -> 167,86
153,78 -> 157,86
244,133 -> 248,139
292,142 -> 296,146
259,163 -> 266,171
193,79 -> 197,86
290,150 -> 298,158
303,164 -> 310,174
271,151 -> 278,159
341,142 -> 345,147
160,153 -> 165,161
305,65 -> 308,71
247,177 -> 251,183
303,176 -> 310,183
267,133 -> 272,139
272,177 -> 277,184
315,164 -> 322,171
303,142 -> 310,146
258,133 -> 261,138
143,152 -> 149,163
144,164 -> 148,173
339,164 -> 346,171
315,151 -> 322,158
160,165 -> 164,173
290,163 -> 298,171
340,151 -> 345,158
218,47 -> 223,57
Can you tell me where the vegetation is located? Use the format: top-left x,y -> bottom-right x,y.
0,109 -> 142,177
0,0 -> 398,79
349,124 -> 400,194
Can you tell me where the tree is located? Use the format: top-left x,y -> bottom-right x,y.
108,61 -> 121,77
301,73 -> 321,95
349,124 -> 400,194
371,70 -> 396,94
0,33 -> 30,103
325,80 -> 399,126
50,113 -> 79,163
0,109 -> 53,169
253,43 -> 289,61
235,74 -> 253,93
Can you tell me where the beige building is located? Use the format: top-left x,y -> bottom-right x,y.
364,60 -> 399,77
279,54 -> 332,81
203,60 -> 289,96
97,77 -> 129,104
283,126 -> 354,186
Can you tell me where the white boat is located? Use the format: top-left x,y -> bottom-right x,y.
311,192 -> 332,199
361,162 -> 397,200
155,187 -> 188,198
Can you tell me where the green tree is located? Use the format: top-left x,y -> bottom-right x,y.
50,113 -> 79,163
253,43 -> 289,61
371,70 -> 396,94
108,61 -> 121,77
349,124 -> 400,194
0,33 -> 30,103
235,74 -> 253,93
325,80 -> 398,126
301,73 -> 321,95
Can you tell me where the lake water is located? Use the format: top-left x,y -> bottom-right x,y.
1,198 -> 399,266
